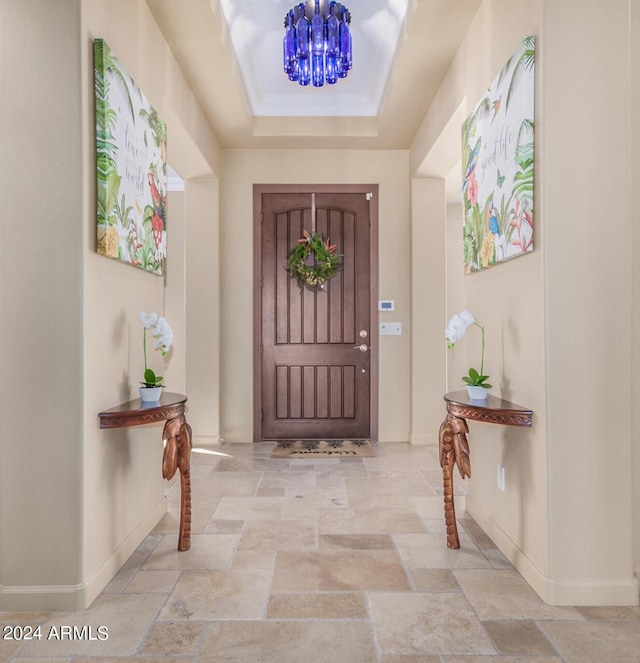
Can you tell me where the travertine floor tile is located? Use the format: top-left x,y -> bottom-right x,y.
379,656 -> 440,663
282,493 -> 319,519
408,568 -> 460,592
203,519 -> 244,534
459,517 -> 498,549
256,485 -> 286,496
318,533 -> 394,550
422,469 -> 468,495
318,506 -> 426,535
198,621 -> 376,663
483,619 -> 556,656
231,550 -> 277,569
576,605 -> 640,620
213,496 -> 285,520
347,494 -> 413,508
101,550 -> 149,593
4,441 -> 637,663
345,475 -> 434,497
410,495 -> 465,519
150,508 -> 180,534
0,637 -> 22,662
17,593 -> 165,657
365,446 -> 441,472
266,592 -> 368,618
393,532 -> 491,569
483,548 -> 515,569
214,456 -> 261,472
142,534 -> 237,570
420,517 -> 447,534
159,569 -> 271,620
309,486 -> 349,507
237,519 -> 316,551
191,472 -> 261,497
539,620 -> 640,663
259,470 -> 316,491
367,469 -> 438,485
272,550 -> 411,591
454,570 -> 584,620
186,506 -> 224,533
137,533 -> 163,551
369,592 -> 496,656
72,658 -> 194,663
139,620 -> 206,655
124,569 -> 181,594
440,657 -> 562,662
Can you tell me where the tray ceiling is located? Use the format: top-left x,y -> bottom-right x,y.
146,0 -> 481,149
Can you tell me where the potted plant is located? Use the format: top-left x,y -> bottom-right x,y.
445,310 -> 492,400
139,311 -> 173,402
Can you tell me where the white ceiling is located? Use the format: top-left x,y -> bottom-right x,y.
217,0 -> 410,118
145,0 -> 481,150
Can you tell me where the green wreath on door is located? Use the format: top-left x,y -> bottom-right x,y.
287,230 -> 342,289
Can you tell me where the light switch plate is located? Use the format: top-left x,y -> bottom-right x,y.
380,322 -> 402,335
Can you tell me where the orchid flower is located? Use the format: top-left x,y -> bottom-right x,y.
140,312 -> 173,387
445,311 -> 492,389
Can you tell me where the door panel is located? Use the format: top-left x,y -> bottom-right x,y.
260,190 -> 372,440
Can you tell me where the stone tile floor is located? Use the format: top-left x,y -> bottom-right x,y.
2,441 -> 639,662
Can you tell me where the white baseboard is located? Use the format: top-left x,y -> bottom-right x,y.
466,497 -> 640,607
546,576 -> 639,606
0,498 -> 166,612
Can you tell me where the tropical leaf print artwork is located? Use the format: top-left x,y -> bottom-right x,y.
461,35 -> 535,273
94,39 -> 167,275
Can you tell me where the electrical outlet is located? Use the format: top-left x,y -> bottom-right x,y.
497,464 -> 506,492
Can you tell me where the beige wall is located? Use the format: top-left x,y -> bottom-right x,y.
633,0 -> 640,585
0,0 -> 220,610
220,150 -> 411,443
542,0 -> 635,605
409,179 -> 446,445
1,0 -> 84,601
185,178 -> 221,443
411,0 -> 638,605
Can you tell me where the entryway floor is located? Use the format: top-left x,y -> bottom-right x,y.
2,441 -> 639,662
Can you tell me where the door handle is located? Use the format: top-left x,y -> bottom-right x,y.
353,344 -> 369,352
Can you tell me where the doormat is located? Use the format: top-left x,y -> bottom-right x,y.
271,440 -> 375,458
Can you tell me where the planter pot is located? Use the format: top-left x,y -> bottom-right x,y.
466,385 -> 489,400
139,386 -> 163,402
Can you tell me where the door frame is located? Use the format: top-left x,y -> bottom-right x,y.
253,183 -> 379,443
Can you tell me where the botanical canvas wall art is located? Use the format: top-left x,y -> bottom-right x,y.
94,38 -> 167,275
461,35 -> 535,273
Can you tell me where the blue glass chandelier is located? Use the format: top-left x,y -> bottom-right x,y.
283,0 -> 352,87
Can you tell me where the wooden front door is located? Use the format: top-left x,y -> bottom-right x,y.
255,185 -> 378,441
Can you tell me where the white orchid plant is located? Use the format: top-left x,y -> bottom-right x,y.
139,312 -> 173,388
445,310 -> 492,390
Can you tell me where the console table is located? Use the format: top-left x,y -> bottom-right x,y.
439,391 -> 532,549
99,392 -> 192,551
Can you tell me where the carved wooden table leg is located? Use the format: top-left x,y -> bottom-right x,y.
162,415 -> 193,551
439,412 -> 471,549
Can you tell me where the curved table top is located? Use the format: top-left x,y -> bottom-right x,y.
99,392 -> 188,429
444,390 -> 533,427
